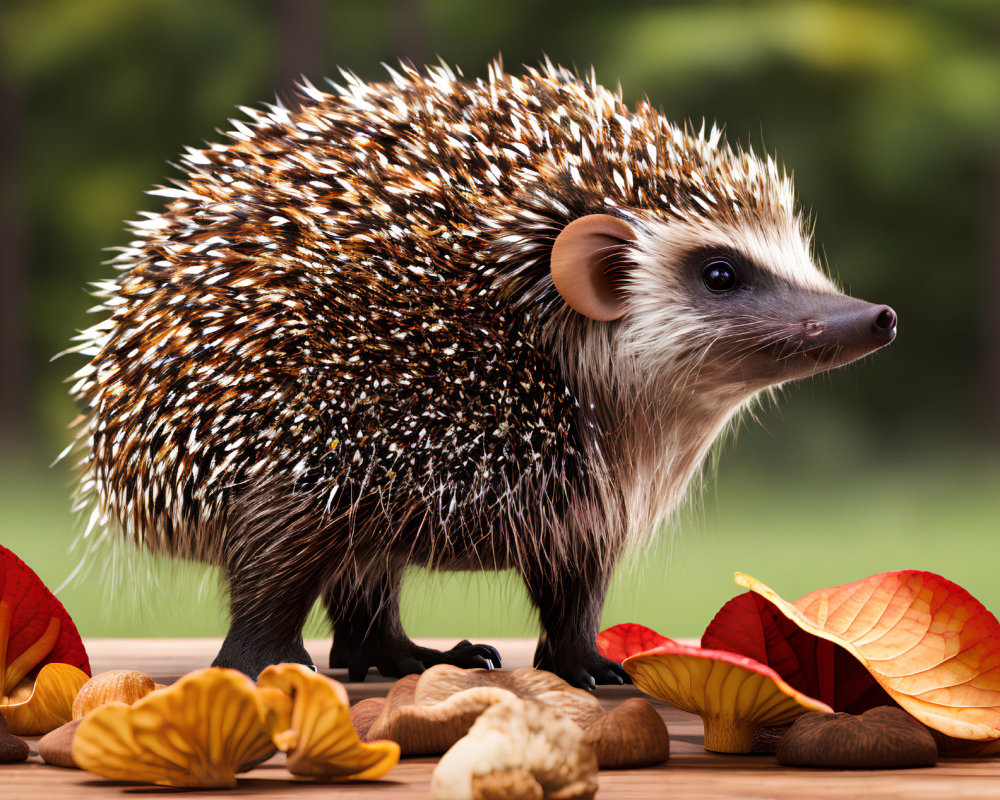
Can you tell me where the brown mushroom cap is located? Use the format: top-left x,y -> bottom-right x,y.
776,706 -> 937,768
353,665 -> 668,768
0,711 -> 30,764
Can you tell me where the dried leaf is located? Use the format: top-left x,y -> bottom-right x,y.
702,591 -> 893,713
0,545 -> 90,720
595,622 -> 669,663
737,571 -> 1000,740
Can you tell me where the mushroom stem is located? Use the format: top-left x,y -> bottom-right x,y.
702,716 -> 756,754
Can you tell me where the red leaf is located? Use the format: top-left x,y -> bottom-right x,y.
702,591 -> 892,714
0,545 -> 90,699
596,622 -> 671,663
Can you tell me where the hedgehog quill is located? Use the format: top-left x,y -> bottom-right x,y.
66,61 -> 896,687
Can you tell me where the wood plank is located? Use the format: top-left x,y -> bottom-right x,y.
3,638 -> 999,799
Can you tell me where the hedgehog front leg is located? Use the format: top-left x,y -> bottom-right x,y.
323,569 -> 501,681
524,555 -> 630,689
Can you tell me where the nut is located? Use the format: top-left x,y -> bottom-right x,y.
72,670 -> 156,719
38,719 -> 81,768
0,711 -> 30,764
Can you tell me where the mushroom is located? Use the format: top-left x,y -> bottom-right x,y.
776,706 -> 937,768
598,625 -> 831,754
72,667 -> 276,788
0,711 -> 29,764
72,670 -> 157,719
256,663 -> 400,780
352,664 -> 669,768
429,696 -> 598,800
1,662 -> 90,735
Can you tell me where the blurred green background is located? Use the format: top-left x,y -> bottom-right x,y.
1,0 -> 998,642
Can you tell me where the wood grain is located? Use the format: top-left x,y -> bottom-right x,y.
3,638 -> 999,799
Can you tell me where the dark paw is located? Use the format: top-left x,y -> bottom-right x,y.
332,637 -> 502,682
535,649 -> 631,690
440,639 -> 503,671
375,639 -> 502,679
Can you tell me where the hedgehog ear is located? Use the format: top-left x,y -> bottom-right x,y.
550,214 -> 636,321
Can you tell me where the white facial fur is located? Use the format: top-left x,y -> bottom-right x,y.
562,209 -> 838,553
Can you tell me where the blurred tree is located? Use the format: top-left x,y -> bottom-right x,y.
275,0 -> 325,108
0,0 -> 996,460
393,0 -> 428,66
983,149 -> 1000,439
0,65 -> 29,444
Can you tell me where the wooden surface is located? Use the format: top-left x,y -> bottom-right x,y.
5,638 -> 1000,798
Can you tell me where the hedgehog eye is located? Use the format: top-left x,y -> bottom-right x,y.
701,260 -> 739,293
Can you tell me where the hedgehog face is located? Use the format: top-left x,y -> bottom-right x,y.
635,216 -> 897,395
553,212 -> 896,401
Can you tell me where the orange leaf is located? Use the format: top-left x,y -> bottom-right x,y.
702,591 -> 893,713
737,571 -> 1000,740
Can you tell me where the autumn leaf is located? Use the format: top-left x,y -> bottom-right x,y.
702,590 -> 893,714
737,571 -> 1000,740
595,622 -> 670,663
1,544 -> 91,732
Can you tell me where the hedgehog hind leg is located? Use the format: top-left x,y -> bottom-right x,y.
211,577 -> 321,678
210,491 -> 331,679
323,569 -> 501,681
211,552 -> 326,678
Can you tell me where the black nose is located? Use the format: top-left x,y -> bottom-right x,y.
873,305 -> 897,333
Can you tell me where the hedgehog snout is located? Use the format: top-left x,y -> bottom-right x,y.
807,300 -> 897,347
798,297 -> 897,370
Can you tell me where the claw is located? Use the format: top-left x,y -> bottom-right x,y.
336,638 -> 501,681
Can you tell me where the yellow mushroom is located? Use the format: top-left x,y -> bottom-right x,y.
72,667 -> 275,788
623,641 -> 832,753
257,663 -> 400,780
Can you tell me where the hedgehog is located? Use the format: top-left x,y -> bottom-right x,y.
65,60 -> 896,688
